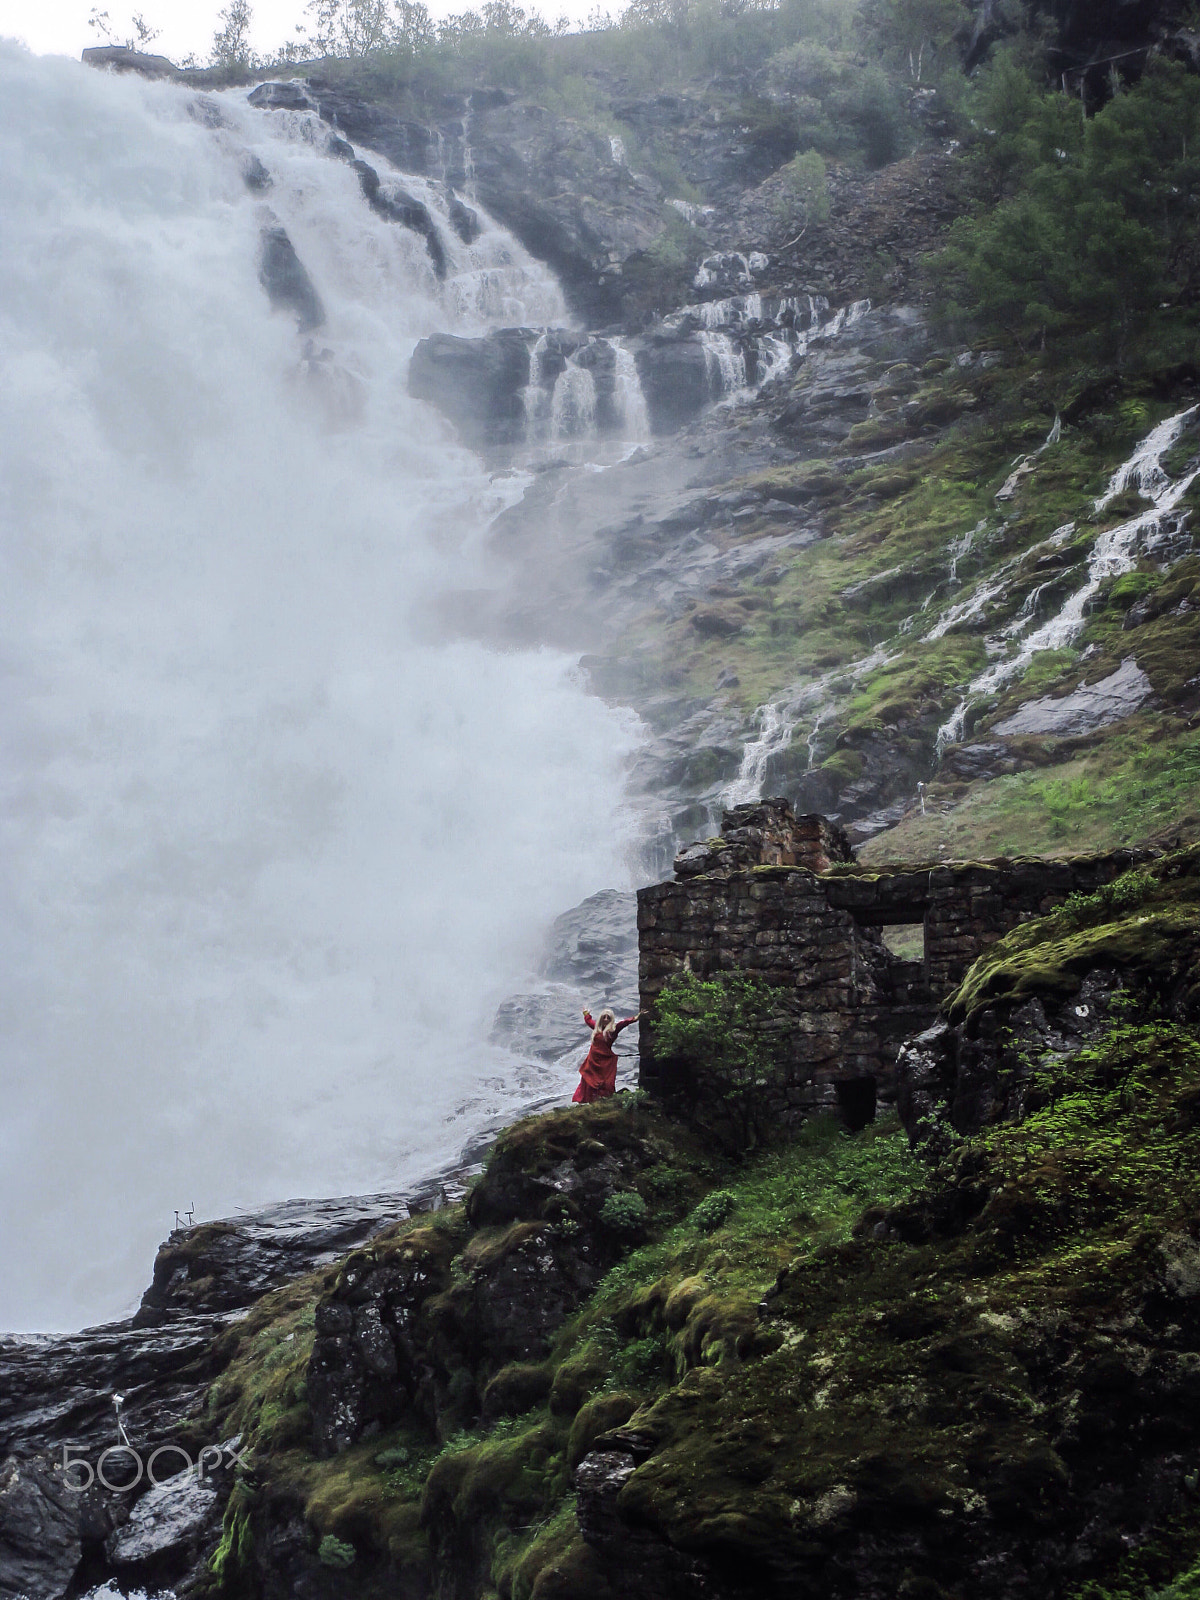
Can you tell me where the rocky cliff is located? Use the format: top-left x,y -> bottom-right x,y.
6,849 -> 1200,1600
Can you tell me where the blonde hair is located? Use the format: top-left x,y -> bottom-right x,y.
595,1008 -> 617,1038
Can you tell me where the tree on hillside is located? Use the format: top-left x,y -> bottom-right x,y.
862,0 -> 968,82
87,7 -> 161,50
652,970 -> 792,1152
211,0 -> 256,68
305,0 -> 435,55
934,57 -> 1200,367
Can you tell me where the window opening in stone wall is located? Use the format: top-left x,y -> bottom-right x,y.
881,923 -> 925,963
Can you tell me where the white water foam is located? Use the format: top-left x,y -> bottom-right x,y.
611,337 -> 650,441
936,408 -> 1199,749
0,47 -> 643,1331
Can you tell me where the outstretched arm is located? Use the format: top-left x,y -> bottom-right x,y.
612,1012 -> 642,1036
582,1009 -> 596,1030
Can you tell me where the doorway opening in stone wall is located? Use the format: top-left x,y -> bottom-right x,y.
835,1077 -> 878,1132
881,923 -> 925,963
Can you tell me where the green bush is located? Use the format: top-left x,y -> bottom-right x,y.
652,970 -> 791,1152
318,1534 -> 356,1569
690,1189 -> 736,1232
600,1191 -> 650,1235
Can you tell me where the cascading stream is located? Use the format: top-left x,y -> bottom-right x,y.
936,408 -> 1200,750
0,47 -> 643,1332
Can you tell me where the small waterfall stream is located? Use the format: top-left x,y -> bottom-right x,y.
936,407 -> 1200,750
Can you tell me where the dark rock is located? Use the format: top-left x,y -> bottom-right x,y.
257,224 -> 324,332
81,45 -> 175,77
134,1191 -> 417,1326
408,329 -> 532,449
247,81 -> 314,111
350,161 -> 447,277
634,335 -> 715,433
446,192 -> 481,244
0,1455 -> 82,1600
105,1472 -> 220,1570
240,152 -> 272,192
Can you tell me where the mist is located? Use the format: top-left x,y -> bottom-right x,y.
0,44 -> 642,1332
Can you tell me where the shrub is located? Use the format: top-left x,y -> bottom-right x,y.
652,970 -> 792,1151
318,1534 -> 356,1568
600,1191 -> 650,1235
691,1189 -> 736,1232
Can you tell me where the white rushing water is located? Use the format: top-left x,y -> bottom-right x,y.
935,408 -> 1200,750
611,337 -> 650,441
0,46 -> 643,1331
721,646 -> 894,808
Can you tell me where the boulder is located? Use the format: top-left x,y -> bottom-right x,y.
105,1472 -> 220,1570
247,80 -> 313,111
408,330 -> 532,448
351,161 -> 446,277
0,1456 -> 81,1600
257,223 -> 324,332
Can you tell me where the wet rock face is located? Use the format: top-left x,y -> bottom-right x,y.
350,159 -> 447,276
0,1455 -> 84,1600
258,223 -> 325,332
993,656 -> 1152,737
492,889 -> 640,1064
408,329 -> 533,449
308,1113 -> 656,1456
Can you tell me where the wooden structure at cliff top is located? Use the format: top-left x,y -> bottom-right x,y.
636,800 -> 1147,1128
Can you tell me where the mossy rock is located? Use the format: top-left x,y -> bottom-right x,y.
483,1361 -> 554,1422
549,1346 -> 610,1417
568,1392 -> 641,1467
948,848 -> 1200,1024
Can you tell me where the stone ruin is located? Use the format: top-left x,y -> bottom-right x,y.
636,799 -> 1146,1130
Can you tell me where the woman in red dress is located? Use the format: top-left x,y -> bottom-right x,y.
573,1007 -> 641,1103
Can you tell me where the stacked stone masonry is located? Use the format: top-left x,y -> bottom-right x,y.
637,800 -> 1147,1123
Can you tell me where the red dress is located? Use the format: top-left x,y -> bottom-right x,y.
573,1011 -> 638,1103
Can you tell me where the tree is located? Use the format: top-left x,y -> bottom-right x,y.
861,0 -> 968,83
775,148 -> 830,245
933,58 -> 1200,366
211,0 -> 256,69
651,970 -> 792,1152
88,7 -> 162,50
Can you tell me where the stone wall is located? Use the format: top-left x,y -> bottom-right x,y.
637,800 -> 1147,1124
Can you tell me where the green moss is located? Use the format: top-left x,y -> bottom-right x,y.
948,847 -> 1200,1023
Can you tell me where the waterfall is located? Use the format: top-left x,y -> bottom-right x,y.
522,331 -> 552,442
460,92 -> 477,198
701,331 -> 748,396
611,337 -> 650,441
0,47 -> 643,1332
936,408 -> 1199,750
550,355 -> 597,439
722,647 -> 894,808
722,703 -> 795,806
947,517 -> 986,585
609,134 -> 626,164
